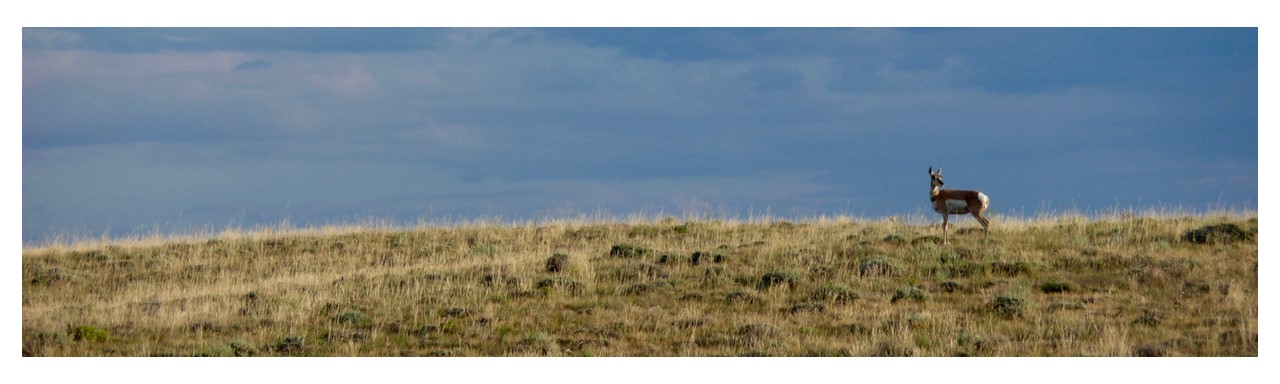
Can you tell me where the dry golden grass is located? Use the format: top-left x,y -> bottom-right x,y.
22,211 -> 1257,356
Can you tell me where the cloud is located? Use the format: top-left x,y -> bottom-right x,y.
22,28 -> 84,49
233,59 -> 272,71
24,28 -> 454,53
738,66 -> 805,92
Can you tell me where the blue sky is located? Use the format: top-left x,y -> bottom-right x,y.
21,28 -> 1257,243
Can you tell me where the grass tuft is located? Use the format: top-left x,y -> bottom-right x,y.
608,243 -> 651,258
891,285 -> 930,303
71,325 -> 108,343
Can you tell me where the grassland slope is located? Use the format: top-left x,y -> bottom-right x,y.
22,213 -> 1257,356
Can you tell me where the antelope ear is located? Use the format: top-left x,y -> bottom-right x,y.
928,166 -> 933,175
937,167 -> 942,175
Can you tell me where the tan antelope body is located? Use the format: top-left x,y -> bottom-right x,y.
928,166 -> 990,244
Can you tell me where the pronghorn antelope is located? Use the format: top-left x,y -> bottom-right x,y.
928,166 -> 991,244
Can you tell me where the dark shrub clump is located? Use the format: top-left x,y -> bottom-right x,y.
275,336 -> 306,353
535,276 -> 585,293
691,251 -> 727,265
758,271 -> 801,290
1040,281 -> 1074,293
1182,223 -> 1251,244
545,253 -> 570,273
810,284 -> 859,304
609,243 -> 651,258
858,256 -> 902,277
335,309 -> 373,328
990,296 -> 1025,318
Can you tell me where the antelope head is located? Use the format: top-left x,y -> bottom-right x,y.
928,166 -> 944,188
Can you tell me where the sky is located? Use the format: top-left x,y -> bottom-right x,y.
21,27 -> 1258,243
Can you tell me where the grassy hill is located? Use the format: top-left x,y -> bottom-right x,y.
22,212 -> 1257,356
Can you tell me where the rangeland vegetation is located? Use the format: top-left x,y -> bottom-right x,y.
22,212 -> 1257,356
